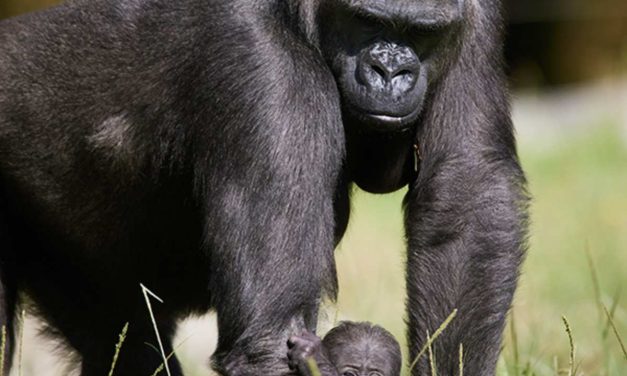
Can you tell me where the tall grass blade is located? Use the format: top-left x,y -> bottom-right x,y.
561,316 -> 575,376
408,309 -> 457,374
510,310 -> 520,374
107,322 -> 129,376
150,333 -> 196,376
603,305 -> 627,360
141,283 -> 171,376
585,246 -> 603,322
602,288 -> 621,339
458,343 -> 464,376
306,358 -> 322,376
426,331 -> 437,376
151,363 -> 165,376
0,325 -> 5,376
150,350 -> 177,376
18,310 -> 25,376
332,306 -> 340,327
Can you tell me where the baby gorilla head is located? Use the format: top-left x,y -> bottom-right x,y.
324,322 -> 401,376
288,321 -> 401,376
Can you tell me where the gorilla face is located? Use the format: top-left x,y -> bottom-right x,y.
319,0 -> 463,132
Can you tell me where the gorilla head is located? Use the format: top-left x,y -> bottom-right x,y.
317,0 -> 463,131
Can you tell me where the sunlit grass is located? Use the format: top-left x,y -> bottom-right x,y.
506,123 -> 627,374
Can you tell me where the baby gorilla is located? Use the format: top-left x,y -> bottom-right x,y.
288,322 -> 401,376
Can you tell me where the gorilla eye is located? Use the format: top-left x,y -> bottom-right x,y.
408,26 -> 446,58
354,12 -> 378,25
343,371 -> 358,376
351,12 -> 385,33
409,25 -> 445,40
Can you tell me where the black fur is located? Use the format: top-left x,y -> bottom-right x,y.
0,0 -> 527,375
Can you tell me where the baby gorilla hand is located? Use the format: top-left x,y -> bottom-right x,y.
288,331 -> 322,374
288,331 -> 338,376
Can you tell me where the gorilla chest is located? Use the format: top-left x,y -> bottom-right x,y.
346,130 -> 416,193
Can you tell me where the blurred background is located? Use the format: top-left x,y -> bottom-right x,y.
1,0 -> 626,375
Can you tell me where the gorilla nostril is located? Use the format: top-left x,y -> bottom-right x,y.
395,69 -> 414,78
371,64 -> 387,79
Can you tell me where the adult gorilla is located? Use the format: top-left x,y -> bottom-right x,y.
0,0 -> 527,375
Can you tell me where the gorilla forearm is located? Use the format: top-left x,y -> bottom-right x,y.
405,156 -> 527,374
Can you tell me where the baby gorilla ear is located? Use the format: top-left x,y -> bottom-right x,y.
288,332 -> 338,376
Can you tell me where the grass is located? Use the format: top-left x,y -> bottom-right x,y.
107,323 -> 129,376
1,325 -> 6,376
561,316 -> 575,376
407,309 -> 458,374
604,306 -> 627,361
499,123 -> 627,375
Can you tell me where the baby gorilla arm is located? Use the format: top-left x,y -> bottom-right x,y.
288,332 -> 340,376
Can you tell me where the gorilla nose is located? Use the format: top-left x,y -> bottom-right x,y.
359,41 -> 420,92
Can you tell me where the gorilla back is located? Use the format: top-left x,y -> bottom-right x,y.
0,0 -> 527,375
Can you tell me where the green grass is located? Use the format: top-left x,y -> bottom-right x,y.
504,124 -> 627,375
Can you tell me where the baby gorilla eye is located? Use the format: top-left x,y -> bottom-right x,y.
369,372 -> 384,376
343,371 -> 358,376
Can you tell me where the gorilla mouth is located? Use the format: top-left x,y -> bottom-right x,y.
354,105 -> 422,131
342,82 -> 426,132
367,111 -> 418,125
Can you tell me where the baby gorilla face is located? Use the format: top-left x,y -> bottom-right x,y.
324,322 -> 401,376
287,321 -> 401,376
330,342 -> 396,376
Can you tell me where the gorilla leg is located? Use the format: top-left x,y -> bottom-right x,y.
207,114 -> 344,375
207,146 -> 344,375
199,53 -> 345,376
405,156 -> 526,375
